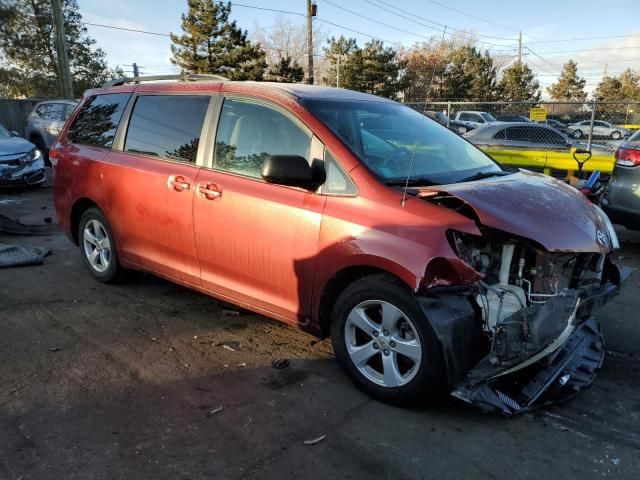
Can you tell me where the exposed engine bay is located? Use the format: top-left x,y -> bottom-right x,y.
451,230 -> 608,368
414,181 -> 631,415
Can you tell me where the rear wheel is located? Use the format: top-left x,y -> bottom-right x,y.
610,131 -> 622,140
330,275 -> 445,406
78,207 -> 122,283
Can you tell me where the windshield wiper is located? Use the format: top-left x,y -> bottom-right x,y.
385,177 -> 438,187
456,170 -> 512,183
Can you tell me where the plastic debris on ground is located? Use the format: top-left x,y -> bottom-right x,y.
0,242 -> 50,267
303,435 -> 326,445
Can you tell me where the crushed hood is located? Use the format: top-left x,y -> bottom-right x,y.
418,170 -> 609,253
0,137 -> 35,157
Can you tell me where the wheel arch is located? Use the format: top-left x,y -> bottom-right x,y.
316,263 -> 415,338
70,197 -> 100,245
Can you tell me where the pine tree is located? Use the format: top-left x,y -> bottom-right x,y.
322,36 -> 360,89
170,0 -> 266,80
358,40 -> 407,99
267,56 -> 304,83
322,37 -> 406,99
441,46 -> 498,101
595,69 -> 640,101
547,60 -> 587,101
498,62 -> 541,101
0,0 -> 117,98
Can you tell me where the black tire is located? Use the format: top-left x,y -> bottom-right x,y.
330,274 -> 446,406
610,131 -> 621,140
573,129 -> 583,139
78,207 -> 123,283
31,136 -> 50,165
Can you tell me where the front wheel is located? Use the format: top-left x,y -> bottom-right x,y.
330,275 -> 445,406
78,207 -> 123,283
573,129 -> 583,139
610,131 -> 622,140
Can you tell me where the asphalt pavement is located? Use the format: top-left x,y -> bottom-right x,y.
0,186 -> 638,480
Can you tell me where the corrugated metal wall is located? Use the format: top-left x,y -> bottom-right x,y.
0,99 -> 42,136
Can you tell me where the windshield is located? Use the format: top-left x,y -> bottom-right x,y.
0,125 -> 11,139
481,113 -> 497,122
302,99 -> 501,185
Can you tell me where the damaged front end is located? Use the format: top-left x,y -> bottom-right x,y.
0,149 -> 46,186
418,228 -> 630,415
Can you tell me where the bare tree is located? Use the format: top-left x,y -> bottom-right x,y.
253,15 -> 326,82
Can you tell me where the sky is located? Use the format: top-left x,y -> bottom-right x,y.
80,0 -> 640,96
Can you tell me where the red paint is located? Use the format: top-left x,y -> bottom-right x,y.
52,81 -> 609,337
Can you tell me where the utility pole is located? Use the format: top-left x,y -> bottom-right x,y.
518,31 -> 522,65
306,0 -> 316,85
132,62 -> 140,78
602,63 -> 608,81
51,0 -> 74,99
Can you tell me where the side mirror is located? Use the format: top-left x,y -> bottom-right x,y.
10,130 -> 20,137
261,155 -> 324,189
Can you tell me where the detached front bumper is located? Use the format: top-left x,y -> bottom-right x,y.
0,158 -> 46,186
419,262 -> 632,415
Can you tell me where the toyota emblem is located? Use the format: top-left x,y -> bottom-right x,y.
596,230 -> 609,247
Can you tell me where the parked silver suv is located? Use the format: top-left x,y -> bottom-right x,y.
24,100 -> 78,162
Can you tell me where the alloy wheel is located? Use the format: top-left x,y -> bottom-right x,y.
344,300 -> 422,388
83,219 -> 111,273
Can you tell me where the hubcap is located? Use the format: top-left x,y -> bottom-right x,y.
344,300 -> 422,388
83,219 -> 111,273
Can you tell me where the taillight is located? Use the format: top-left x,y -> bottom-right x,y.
615,147 -> 640,167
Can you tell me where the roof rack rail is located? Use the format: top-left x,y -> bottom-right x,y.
103,74 -> 229,87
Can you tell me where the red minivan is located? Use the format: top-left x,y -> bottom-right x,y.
52,76 -> 628,414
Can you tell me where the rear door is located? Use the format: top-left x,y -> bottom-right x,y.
102,93 -> 212,285
193,96 -> 326,323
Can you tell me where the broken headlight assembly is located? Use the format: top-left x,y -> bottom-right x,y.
17,149 -> 42,165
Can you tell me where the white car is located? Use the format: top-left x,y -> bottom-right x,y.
567,120 -> 630,140
453,110 -> 499,128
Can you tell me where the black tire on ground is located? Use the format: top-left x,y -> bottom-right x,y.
330,274 -> 446,406
611,131 -> 621,140
78,207 -> 123,283
573,129 -> 583,139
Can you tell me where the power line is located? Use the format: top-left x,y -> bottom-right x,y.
533,45 -> 640,55
84,22 -> 170,37
526,33 -> 640,44
526,48 -> 563,71
365,0 -> 516,42
314,17 -> 397,44
321,0 -> 440,42
425,0 -> 520,33
361,0 -> 518,47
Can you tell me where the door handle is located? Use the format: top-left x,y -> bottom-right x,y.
167,174 -> 191,192
197,182 -> 222,200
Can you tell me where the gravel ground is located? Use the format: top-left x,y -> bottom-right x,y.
1,185 -> 639,480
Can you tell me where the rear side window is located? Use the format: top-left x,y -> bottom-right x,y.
492,129 -> 506,140
35,104 -> 48,117
505,127 -> 532,142
46,103 -> 65,121
67,93 -> 131,148
124,95 -> 210,164
213,98 -> 311,178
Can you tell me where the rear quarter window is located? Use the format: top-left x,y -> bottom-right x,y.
124,95 -> 210,164
67,93 -> 131,148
